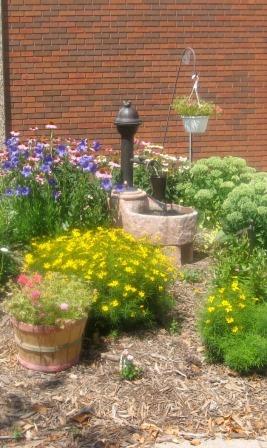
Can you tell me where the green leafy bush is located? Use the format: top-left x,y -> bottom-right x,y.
24,228 -> 176,331
175,156 -> 256,227
213,236 -> 267,301
200,280 -> 267,372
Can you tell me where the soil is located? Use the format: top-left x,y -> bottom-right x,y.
0,256 -> 266,448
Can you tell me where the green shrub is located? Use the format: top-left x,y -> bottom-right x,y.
222,334 -> 267,373
213,236 -> 267,301
221,175 -> 267,248
200,277 -> 267,373
24,228 -> 176,331
175,156 -> 256,227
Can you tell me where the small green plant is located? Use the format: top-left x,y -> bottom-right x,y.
172,96 -> 218,117
120,350 -> 143,381
180,268 -> 202,284
12,427 -> 23,441
168,318 -> 180,335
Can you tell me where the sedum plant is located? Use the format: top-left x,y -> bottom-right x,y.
221,175 -> 267,248
174,156 -> 256,227
23,228 -> 176,331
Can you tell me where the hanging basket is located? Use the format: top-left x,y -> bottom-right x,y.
181,116 -> 209,134
12,317 -> 87,372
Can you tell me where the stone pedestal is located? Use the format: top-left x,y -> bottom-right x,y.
111,189 -> 198,266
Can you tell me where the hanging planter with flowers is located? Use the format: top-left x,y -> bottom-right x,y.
172,74 -> 221,134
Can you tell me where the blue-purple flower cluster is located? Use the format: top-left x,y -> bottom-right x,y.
0,129 -> 120,196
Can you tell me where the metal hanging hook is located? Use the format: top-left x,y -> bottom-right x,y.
162,47 -> 198,149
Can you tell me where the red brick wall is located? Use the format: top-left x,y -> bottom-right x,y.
4,0 -> 267,169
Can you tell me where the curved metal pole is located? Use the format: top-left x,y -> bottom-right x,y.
162,47 -> 197,149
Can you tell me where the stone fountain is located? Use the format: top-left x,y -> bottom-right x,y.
113,101 -> 198,266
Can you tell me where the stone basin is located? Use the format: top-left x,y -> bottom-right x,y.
113,189 -> 198,265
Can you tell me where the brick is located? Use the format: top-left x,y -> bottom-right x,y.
4,0 -> 267,169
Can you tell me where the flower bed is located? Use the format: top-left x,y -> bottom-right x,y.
24,228 -> 176,331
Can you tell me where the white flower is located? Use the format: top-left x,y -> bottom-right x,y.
45,124 -> 57,130
179,156 -> 188,163
0,247 -> 9,253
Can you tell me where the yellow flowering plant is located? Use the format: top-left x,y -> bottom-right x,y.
23,228 -> 176,331
200,278 -> 267,372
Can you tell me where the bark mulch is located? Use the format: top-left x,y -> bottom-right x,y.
0,257 -> 266,447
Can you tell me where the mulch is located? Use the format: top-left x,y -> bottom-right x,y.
0,256 -> 266,448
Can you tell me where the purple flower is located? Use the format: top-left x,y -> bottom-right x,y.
83,161 -> 97,173
79,155 -> 97,172
53,190 -> 61,200
4,188 -> 15,196
40,164 -> 51,174
21,165 -> 32,177
2,161 -> 12,170
48,177 -> 57,186
91,140 -> 101,152
76,139 -> 88,152
16,186 -> 31,196
114,183 -> 125,193
34,143 -> 45,158
101,178 -> 112,191
56,144 -> 67,157
44,155 -> 53,165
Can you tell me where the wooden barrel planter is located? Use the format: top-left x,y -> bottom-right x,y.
12,318 -> 87,373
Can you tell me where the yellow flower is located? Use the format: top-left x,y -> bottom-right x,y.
225,306 -> 233,313
158,285 -> 163,291
138,291 -> 145,298
112,300 -> 119,307
43,262 -> 51,270
232,326 -> 239,334
71,229 -> 81,237
125,266 -> 135,274
124,284 -> 136,293
208,306 -> 215,313
218,288 -> 225,294
238,303 -> 246,309
208,295 -> 215,303
226,316 -> 234,324
102,305 -> 109,312
221,300 -> 231,308
239,294 -> 246,301
231,280 -> 239,292
24,253 -> 34,265
108,280 -> 119,288
97,271 -> 107,279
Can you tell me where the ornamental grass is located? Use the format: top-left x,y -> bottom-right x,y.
24,228 -> 176,331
